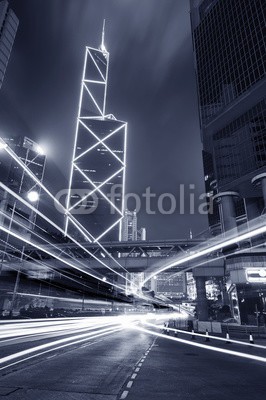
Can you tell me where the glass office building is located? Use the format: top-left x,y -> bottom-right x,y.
191,0 -> 266,323
0,0 -> 18,89
0,136 -> 46,240
191,0 -> 266,233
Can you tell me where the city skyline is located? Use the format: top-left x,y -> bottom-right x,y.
0,2 -> 266,398
0,0 -> 207,240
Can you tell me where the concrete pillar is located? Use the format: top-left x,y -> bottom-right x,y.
150,277 -> 157,294
245,197 -> 261,221
195,276 -> 208,321
218,276 -> 230,305
252,173 -> 266,211
213,191 -> 239,233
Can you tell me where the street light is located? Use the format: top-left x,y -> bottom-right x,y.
0,142 -> 7,150
27,190 -> 39,203
36,145 -> 45,156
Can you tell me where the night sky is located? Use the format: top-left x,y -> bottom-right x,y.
0,0 -> 208,239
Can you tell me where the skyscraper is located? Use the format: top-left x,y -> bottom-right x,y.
190,0 -> 266,323
0,136 -> 46,239
121,210 -> 138,241
190,0 -> 266,235
0,0 -> 18,89
66,24 -> 127,242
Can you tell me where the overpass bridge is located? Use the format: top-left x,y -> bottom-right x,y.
1,236 -> 224,278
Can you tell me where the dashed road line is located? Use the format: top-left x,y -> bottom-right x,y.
120,340 -> 157,400
120,390 -> 129,399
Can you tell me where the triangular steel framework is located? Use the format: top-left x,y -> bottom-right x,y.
66,36 -> 127,242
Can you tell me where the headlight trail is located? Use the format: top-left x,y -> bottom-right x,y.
0,326 -> 123,371
132,324 -> 266,363
0,320 -> 118,341
143,215 -> 266,284
0,313 -> 154,370
0,145 -> 137,289
142,321 -> 266,350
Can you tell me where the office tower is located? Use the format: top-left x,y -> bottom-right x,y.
190,0 -> 266,323
66,24 -> 127,242
121,210 -> 137,241
139,227 -> 146,241
0,136 -> 46,239
121,210 -> 147,242
190,0 -> 266,235
0,0 -> 18,89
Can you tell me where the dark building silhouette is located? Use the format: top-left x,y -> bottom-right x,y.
0,136 -> 46,240
191,0 -> 266,235
190,0 -> 266,324
0,0 -> 18,89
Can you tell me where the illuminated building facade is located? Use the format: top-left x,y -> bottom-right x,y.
0,0 -> 18,89
66,25 -> 127,242
122,210 -> 147,294
0,136 -> 46,239
121,210 -> 137,241
155,273 -> 186,299
191,0 -> 266,323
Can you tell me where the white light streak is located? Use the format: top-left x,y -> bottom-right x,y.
133,325 -> 266,363
0,139 -> 134,288
143,218 -> 266,285
143,321 -> 266,350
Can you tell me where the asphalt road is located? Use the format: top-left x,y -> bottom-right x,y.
0,319 -> 265,399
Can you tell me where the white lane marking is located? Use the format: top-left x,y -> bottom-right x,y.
135,367 -> 140,372
46,354 -> 57,359
120,390 -> 129,399
131,373 -> 137,379
81,339 -> 103,348
127,381 -> 133,388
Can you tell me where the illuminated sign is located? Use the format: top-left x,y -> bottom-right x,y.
246,268 -> 266,283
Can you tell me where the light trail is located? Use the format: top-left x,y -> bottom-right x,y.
143,215 -> 266,285
0,200 -> 132,289
132,325 -> 266,363
0,139 -> 136,290
0,326 -> 123,371
165,240 -> 266,282
0,207 -> 131,286
0,320 -> 117,340
0,314 -> 147,370
1,313 -> 265,373
143,321 -> 266,350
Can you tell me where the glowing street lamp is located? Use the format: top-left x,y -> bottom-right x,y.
0,142 -> 7,150
36,145 -> 45,156
27,190 -> 39,203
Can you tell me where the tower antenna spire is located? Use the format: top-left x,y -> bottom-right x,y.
101,19 -> 106,52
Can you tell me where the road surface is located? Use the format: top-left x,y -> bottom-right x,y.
0,316 -> 265,399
